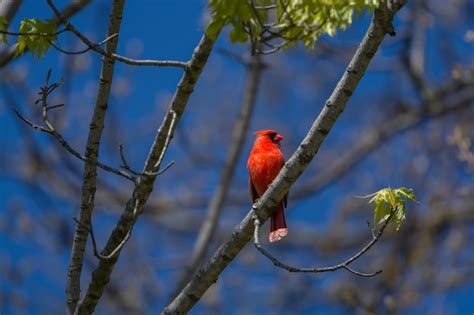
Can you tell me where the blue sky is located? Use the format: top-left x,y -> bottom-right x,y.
1,0 -> 473,314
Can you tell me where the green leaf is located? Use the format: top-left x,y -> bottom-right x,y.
206,17 -> 225,40
373,199 -> 385,225
207,0 -> 381,49
0,16 -> 8,43
15,18 -> 57,58
229,23 -> 248,43
360,187 -> 417,230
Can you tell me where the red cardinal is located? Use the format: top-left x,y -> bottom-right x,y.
247,129 -> 288,242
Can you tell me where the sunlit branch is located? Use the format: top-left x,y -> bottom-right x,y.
172,49 -> 264,297
46,0 -> 188,69
76,27 -> 224,314
12,70 -> 136,182
73,216 -> 132,261
0,28 -> 69,37
65,0 -> 127,311
119,144 -> 175,178
164,2 -> 407,313
47,33 -> 117,55
252,211 -> 393,277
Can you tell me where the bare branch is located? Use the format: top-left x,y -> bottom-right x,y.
46,0 -> 188,69
163,2 -> 407,313
157,78 -> 474,211
76,28 -> 224,314
367,220 -> 376,238
12,72 -> 136,182
252,4 -> 277,10
47,33 -> 117,55
0,28 -> 69,37
0,0 -> 23,22
119,144 -> 140,176
289,85 -> 474,200
172,51 -> 264,296
12,109 -> 50,133
252,211 -> 391,277
151,160 -> 175,176
153,110 -> 177,172
73,216 -> 132,261
119,143 -> 175,177
216,47 -> 251,66
14,109 -> 135,182
65,0 -> 127,313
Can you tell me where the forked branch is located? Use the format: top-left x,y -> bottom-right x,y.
46,0 -> 188,68
164,2 -> 407,313
13,70 -> 135,182
252,211 -> 395,277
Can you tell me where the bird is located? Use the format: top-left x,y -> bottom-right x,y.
247,129 -> 288,242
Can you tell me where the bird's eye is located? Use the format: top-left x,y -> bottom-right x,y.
268,133 -> 277,140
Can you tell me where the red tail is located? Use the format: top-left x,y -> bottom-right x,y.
269,204 -> 287,242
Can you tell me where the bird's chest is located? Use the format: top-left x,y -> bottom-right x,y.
248,150 -> 283,188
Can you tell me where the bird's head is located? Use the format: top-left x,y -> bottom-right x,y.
254,129 -> 284,144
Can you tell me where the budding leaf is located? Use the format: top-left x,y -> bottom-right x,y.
359,187 -> 417,231
206,17 -> 226,40
16,18 -> 57,58
207,0 -> 382,48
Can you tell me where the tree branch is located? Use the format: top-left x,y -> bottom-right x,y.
75,28 -> 223,314
47,33 -> 117,55
289,80 -> 474,200
191,74 -> 473,207
66,0 -> 126,313
46,0 -> 188,68
0,0 -> 23,22
12,71 -> 135,182
172,51 -> 264,296
163,2 -> 407,314
252,210 -> 392,277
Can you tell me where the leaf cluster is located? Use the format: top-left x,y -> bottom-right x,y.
361,187 -> 417,230
16,19 -> 57,58
0,18 -> 57,59
207,0 -> 381,48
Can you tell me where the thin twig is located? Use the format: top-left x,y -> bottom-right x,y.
252,212 -> 392,277
216,47 -> 250,66
247,0 -> 328,55
47,33 -> 117,55
66,0 -> 127,310
119,144 -> 140,176
45,103 -> 65,111
77,30 -> 223,314
13,109 -> 50,132
164,2 -> 407,313
46,0 -> 188,69
253,4 -> 277,10
153,110 -> 177,171
12,71 -> 136,182
119,143 -> 175,177
367,220 -> 376,238
73,217 -> 132,261
147,160 -> 175,176
0,28 -> 69,37
171,51 -> 263,297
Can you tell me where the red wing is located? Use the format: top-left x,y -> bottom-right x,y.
248,173 -> 259,203
281,159 -> 288,208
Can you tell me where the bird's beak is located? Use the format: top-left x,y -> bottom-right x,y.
274,134 -> 284,142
